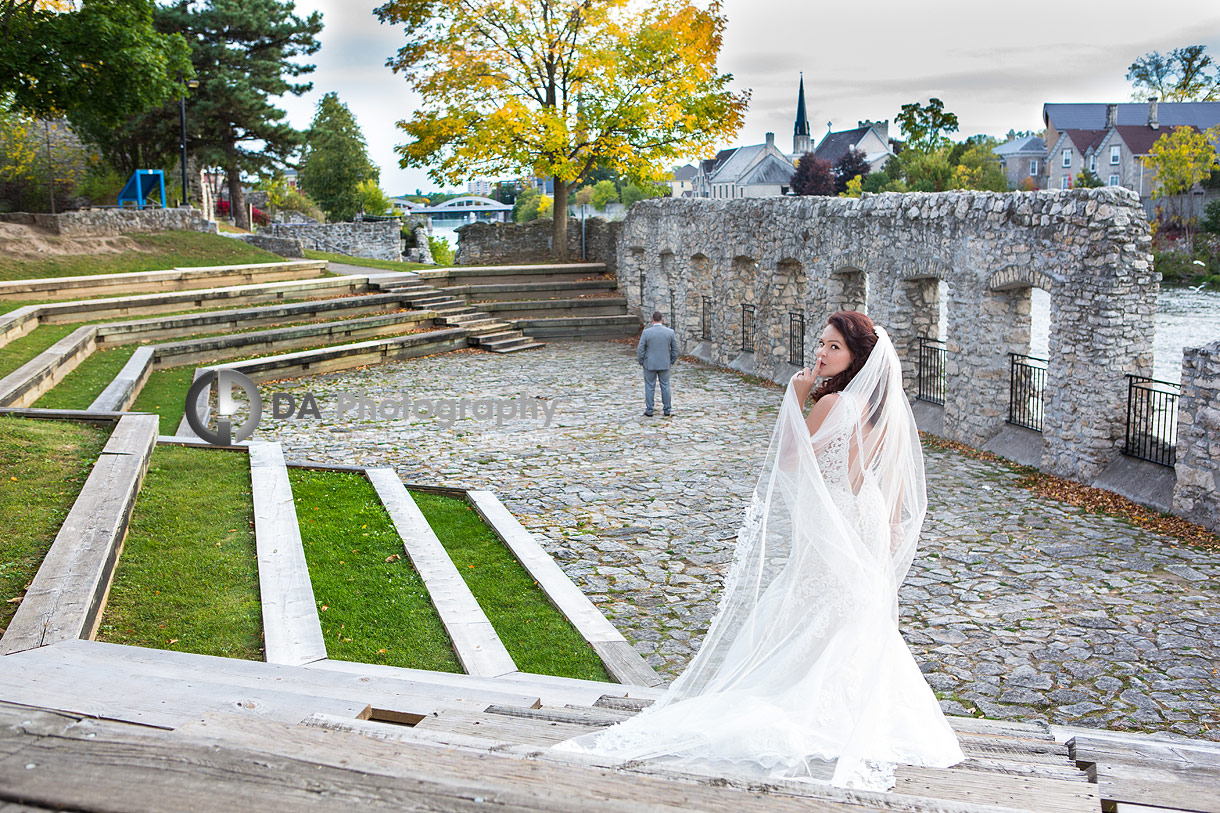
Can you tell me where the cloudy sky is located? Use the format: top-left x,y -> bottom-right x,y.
276,0 -> 1220,196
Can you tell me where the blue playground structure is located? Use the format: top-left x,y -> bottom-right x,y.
117,170 -> 167,209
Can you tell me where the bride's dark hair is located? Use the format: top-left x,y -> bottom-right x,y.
811,310 -> 879,402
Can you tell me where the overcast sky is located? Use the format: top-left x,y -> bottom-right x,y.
275,0 -> 1220,196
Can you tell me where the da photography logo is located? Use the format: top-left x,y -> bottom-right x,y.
185,369 -> 262,446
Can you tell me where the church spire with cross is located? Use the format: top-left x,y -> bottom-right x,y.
793,73 -> 811,156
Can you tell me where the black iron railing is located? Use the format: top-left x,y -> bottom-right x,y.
701,296 -> 711,340
741,304 -> 755,352
1008,352 -> 1048,431
1124,375 -> 1180,467
639,270 -> 646,307
917,337 -> 947,405
669,293 -> 676,333
789,312 -> 805,367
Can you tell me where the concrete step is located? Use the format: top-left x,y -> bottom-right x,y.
469,330 -> 524,346
485,338 -> 546,353
460,321 -> 513,335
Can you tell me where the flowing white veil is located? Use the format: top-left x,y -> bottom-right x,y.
554,326 -> 963,790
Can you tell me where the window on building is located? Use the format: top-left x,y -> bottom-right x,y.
1029,159 -> 1039,175
1110,146 -> 1120,165
1089,154 -> 1096,171
1061,176 -> 1070,190
780,185 -> 790,196
1062,149 -> 1072,167
1109,174 -> 1120,186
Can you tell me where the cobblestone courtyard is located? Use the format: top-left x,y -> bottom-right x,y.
257,340 -> 1220,740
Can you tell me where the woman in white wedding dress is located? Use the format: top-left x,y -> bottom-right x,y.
553,311 -> 964,791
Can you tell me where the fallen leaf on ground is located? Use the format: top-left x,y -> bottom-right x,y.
385,553 -> 401,562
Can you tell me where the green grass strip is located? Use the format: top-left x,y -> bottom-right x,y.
290,469 -> 461,672
131,365 -> 196,435
95,445 -> 261,659
0,416 -> 109,631
33,344 -> 138,410
0,323 -> 78,380
304,249 -> 444,271
411,491 -> 612,681
0,231 -> 282,281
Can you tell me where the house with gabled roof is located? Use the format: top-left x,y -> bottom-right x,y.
694,133 -> 796,198
811,120 -> 895,174
993,135 -> 1046,189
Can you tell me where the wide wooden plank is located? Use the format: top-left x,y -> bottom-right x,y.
1091,761 -> 1220,813
414,707 -> 591,746
466,490 -> 662,687
302,713 -> 1033,813
1070,734 -> 1220,771
89,345 -> 154,412
0,414 -> 156,654
174,710 -> 916,813
894,764 -> 1100,813
485,703 -> 630,727
366,468 -> 517,677
0,324 -> 96,407
0,648 -> 367,729
250,441 -> 327,666
304,658 -> 659,709
16,640 -> 541,716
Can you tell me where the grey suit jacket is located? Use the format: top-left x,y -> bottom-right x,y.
637,323 -> 679,371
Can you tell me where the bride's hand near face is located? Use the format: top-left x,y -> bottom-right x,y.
791,367 -> 816,404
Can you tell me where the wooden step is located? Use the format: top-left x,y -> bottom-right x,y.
465,491 -> 663,687
365,468 -> 517,678
250,441 -> 327,666
0,413 -> 158,655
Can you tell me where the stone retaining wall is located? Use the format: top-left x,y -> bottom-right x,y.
1172,341 -> 1220,532
235,233 -> 304,258
455,218 -> 621,274
0,208 -> 217,237
618,189 -> 1157,485
262,220 -> 402,261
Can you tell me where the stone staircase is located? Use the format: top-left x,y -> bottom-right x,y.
389,280 -> 546,354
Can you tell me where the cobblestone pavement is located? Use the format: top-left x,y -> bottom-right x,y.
256,341 -> 1220,740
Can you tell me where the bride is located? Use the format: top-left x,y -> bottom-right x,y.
554,311 -> 964,791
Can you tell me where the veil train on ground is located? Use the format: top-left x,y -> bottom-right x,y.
553,326 -> 964,791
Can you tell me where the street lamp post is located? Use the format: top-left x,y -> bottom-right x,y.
178,72 -> 199,207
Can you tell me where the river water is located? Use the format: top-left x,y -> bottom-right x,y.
1029,287 -> 1220,385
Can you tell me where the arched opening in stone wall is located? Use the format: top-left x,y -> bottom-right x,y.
828,266 -> 867,315
687,253 -> 711,348
893,273 -> 942,399
731,256 -> 759,354
658,251 -> 676,333
771,258 -> 809,369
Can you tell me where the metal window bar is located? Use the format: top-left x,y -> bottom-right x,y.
917,338 -> 947,405
669,292 -> 676,333
788,312 -> 805,367
1007,352 -> 1048,431
1123,375 -> 1180,467
741,304 -> 755,352
640,271 -> 646,308
701,296 -> 711,340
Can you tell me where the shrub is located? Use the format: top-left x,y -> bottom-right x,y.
428,235 -> 454,265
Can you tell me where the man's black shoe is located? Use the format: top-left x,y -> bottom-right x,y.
644,411 -> 654,417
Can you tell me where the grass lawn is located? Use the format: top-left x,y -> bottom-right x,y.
0,416 -> 109,632
290,470 -> 461,671
0,323 -> 78,380
304,249 -> 442,271
412,491 -> 612,681
95,445 -> 262,659
130,365 -> 196,435
33,344 -> 139,410
0,231 -> 283,281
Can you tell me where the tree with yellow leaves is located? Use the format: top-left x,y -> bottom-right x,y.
1144,124 -> 1220,237
375,0 -> 749,260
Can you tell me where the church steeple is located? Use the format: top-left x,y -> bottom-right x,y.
793,73 -> 811,156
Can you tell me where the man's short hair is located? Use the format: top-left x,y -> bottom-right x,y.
652,311 -> 663,323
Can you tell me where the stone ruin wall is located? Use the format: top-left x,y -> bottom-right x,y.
0,208 -> 217,237
262,220 -> 402,262
455,218 -> 621,274
1173,341 -> 1220,533
618,189 -> 1159,487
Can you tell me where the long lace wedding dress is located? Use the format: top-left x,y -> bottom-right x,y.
553,327 -> 964,791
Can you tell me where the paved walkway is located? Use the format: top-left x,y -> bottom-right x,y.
256,341 -> 1220,740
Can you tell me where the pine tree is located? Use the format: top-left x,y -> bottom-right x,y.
299,93 -> 379,222
156,0 -> 322,229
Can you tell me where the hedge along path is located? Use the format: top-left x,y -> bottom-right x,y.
0,416 -> 109,633
288,468 -> 462,673
95,443 -> 262,661
410,491 -> 613,683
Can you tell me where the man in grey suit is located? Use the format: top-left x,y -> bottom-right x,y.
637,311 -> 679,417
